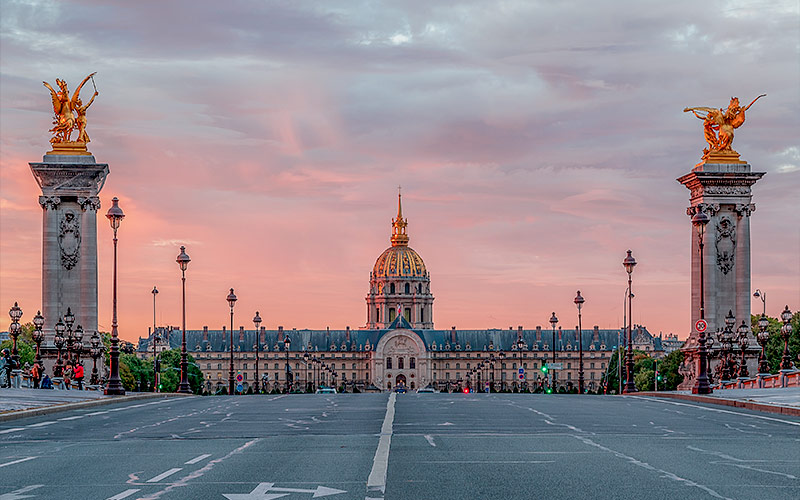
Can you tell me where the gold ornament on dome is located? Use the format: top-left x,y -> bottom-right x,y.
684,94 -> 765,164
42,72 -> 99,155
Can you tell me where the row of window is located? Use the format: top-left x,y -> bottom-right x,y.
432,371 -> 603,380
385,357 -> 415,370
205,362 -> 368,371
431,362 -> 606,370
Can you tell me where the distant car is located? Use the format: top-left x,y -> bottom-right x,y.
394,386 -> 407,393
416,387 -> 436,393
315,387 -> 337,394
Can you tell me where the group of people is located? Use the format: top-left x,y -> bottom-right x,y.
0,348 -> 85,390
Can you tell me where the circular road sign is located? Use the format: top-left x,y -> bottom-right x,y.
236,373 -> 243,383
236,384 -> 243,393
695,319 -> 708,333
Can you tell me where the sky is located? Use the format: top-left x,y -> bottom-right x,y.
1,0 -> 798,342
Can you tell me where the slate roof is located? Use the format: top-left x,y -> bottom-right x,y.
137,321 -> 660,354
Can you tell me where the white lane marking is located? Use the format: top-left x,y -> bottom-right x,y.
58,415 -> 84,421
0,456 -> 38,468
574,435 -> 733,499
0,484 -> 43,499
628,396 -> 800,426
26,421 -> 56,428
184,453 -> 211,465
139,439 -> 260,499
714,461 -> 798,479
106,489 -> 141,500
366,393 -> 396,496
0,428 -> 25,434
86,411 -> 109,416
424,435 -> 436,447
146,467 -> 183,483
418,460 -> 555,464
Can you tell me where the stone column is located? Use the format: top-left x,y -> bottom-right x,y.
30,154 -> 109,346
677,160 -> 764,389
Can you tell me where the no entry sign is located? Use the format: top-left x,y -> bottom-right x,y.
695,319 -> 708,333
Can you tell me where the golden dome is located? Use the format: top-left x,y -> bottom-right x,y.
372,189 -> 427,278
373,246 -> 427,278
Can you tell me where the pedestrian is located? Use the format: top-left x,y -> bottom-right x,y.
64,362 -> 73,390
31,362 -> 41,389
74,362 -> 85,390
1,349 -> 14,388
41,374 -> 53,389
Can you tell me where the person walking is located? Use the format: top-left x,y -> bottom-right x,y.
31,362 -> 41,389
64,362 -> 73,390
74,362 -> 85,390
1,349 -> 13,388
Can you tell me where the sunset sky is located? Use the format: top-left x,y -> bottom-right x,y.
1,1 -> 798,342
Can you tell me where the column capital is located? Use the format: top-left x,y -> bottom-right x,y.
78,196 -> 102,212
39,195 -> 61,210
686,202 -> 720,218
735,203 -> 756,217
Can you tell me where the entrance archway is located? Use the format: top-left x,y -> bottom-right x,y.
396,374 -> 407,387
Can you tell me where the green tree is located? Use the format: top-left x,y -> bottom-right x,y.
656,349 -> 684,391
157,349 -> 203,393
605,348 -> 649,394
634,369 -> 654,391
119,353 -> 152,392
0,339 -> 35,366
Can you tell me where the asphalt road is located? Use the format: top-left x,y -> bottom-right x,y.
0,393 -> 797,500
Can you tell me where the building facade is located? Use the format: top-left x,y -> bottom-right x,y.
137,194 -> 663,393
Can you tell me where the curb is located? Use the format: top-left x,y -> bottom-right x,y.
636,391 -> 800,417
0,392 -> 194,422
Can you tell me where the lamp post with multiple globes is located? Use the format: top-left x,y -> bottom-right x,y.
691,208 -> 712,394
574,291 -> 585,394
253,311 -> 262,394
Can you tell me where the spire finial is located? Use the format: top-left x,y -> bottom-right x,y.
391,186 -> 409,247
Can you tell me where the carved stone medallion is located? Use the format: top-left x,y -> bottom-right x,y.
715,216 -> 736,275
59,210 -> 81,270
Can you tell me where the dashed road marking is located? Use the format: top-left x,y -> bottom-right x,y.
0,428 -> 24,434
146,467 -> 183,482
106,488 -> 141,500
26,421 -> 56,428
0,456 -> 38,468
184,453 -> 211,465
58,415 -> 85,421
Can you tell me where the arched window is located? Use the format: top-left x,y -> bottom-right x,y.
420,308 -> 424,323
418,284 -> 422,293
390,283 -> 396,294
410,357 -> 416,369
405,283 -> 410,294
386,357 -> 393,369
398,357 -> 404,369
376,307 -> 380,321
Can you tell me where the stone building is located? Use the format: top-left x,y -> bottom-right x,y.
137,193 -> 662,393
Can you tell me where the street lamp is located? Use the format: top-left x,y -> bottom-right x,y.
622,250 -> 637,393
104,196 -> 125,395
549,312 -> 558,392
779,305 -> 794,373
756,314 -> 771,376
752,289 -> 766,317
176,246 -> 192,394
226,288 -> 237,395
690,208 -> 712,394
90,331 -> 102,385
152,286 -> 159,392
8,302 -> 22,369
736,321 -> 750,381
64,306 -> 75,362
32,310 -> 45,369
716,310 -> 736,383
284,334 -> 292,393
53,317 -> 65,378
303,351 -> 310,392
74,325 -> 84,365
253,311 -> 262,394
574,290 -> 585,394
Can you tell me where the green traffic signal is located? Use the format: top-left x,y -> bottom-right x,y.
541,365 -> 548,373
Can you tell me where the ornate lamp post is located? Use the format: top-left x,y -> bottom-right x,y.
64,306 -> 75,362
253,311 -> 262,394
756,314 -> 771,377
691,208 -> 712,394
74,325 -> 84,364
752,289 -> 766,317
736,321 -> 750,381
151,286 -> 159,392
549,312 -> 558,391
498,351 -> 506,391
90,331 -> 102,385
284,334 -> 292,393
104,196 -> 125,395
32,310 -> 45,368
622,250 -> 637,393
716,310 -> 736,383
574,290 -> 585,394
303,351 -> 310,392
8,302 -> 22,367
779,305 -> 794,374
226,288 -> 237,395
176,246 -> 192,394
53,317 -> 65,378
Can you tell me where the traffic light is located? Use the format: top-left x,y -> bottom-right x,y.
541,365 -> 548,374
656,371 -> 662,381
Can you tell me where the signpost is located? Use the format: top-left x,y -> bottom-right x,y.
695,319 -> 707,333
546,363 -> 563,370
236,373 -> 243,394
518,367 -> 525,380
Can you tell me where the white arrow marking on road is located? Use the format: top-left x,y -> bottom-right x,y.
223,482 -> 347,499
0,484 -> 43,500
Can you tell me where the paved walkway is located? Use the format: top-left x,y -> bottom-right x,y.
638,387 -> 800,416
0,388 -> 108,413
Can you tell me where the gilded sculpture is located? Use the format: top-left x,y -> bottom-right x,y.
42,73 -> 98,154
684,94 -> 765,161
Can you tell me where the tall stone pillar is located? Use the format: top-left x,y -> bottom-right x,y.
30,154 -> 109,345
676,156 -> 764,389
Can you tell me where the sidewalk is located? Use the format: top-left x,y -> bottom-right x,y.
0,388 -> 190,422
638,387 -> 800,417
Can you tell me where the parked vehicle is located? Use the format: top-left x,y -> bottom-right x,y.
315,387 -> 337,394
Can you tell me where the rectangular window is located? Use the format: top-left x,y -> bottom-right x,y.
445,372 -> 450,380
398,357 -> 404,369
404,308 -> 411,321
386,357 -> 393,369
410,357 -> 416,369
389,308 -> 396,322
244,363 -> 248,370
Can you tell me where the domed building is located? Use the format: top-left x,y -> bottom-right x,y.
365,192 -> 434,329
